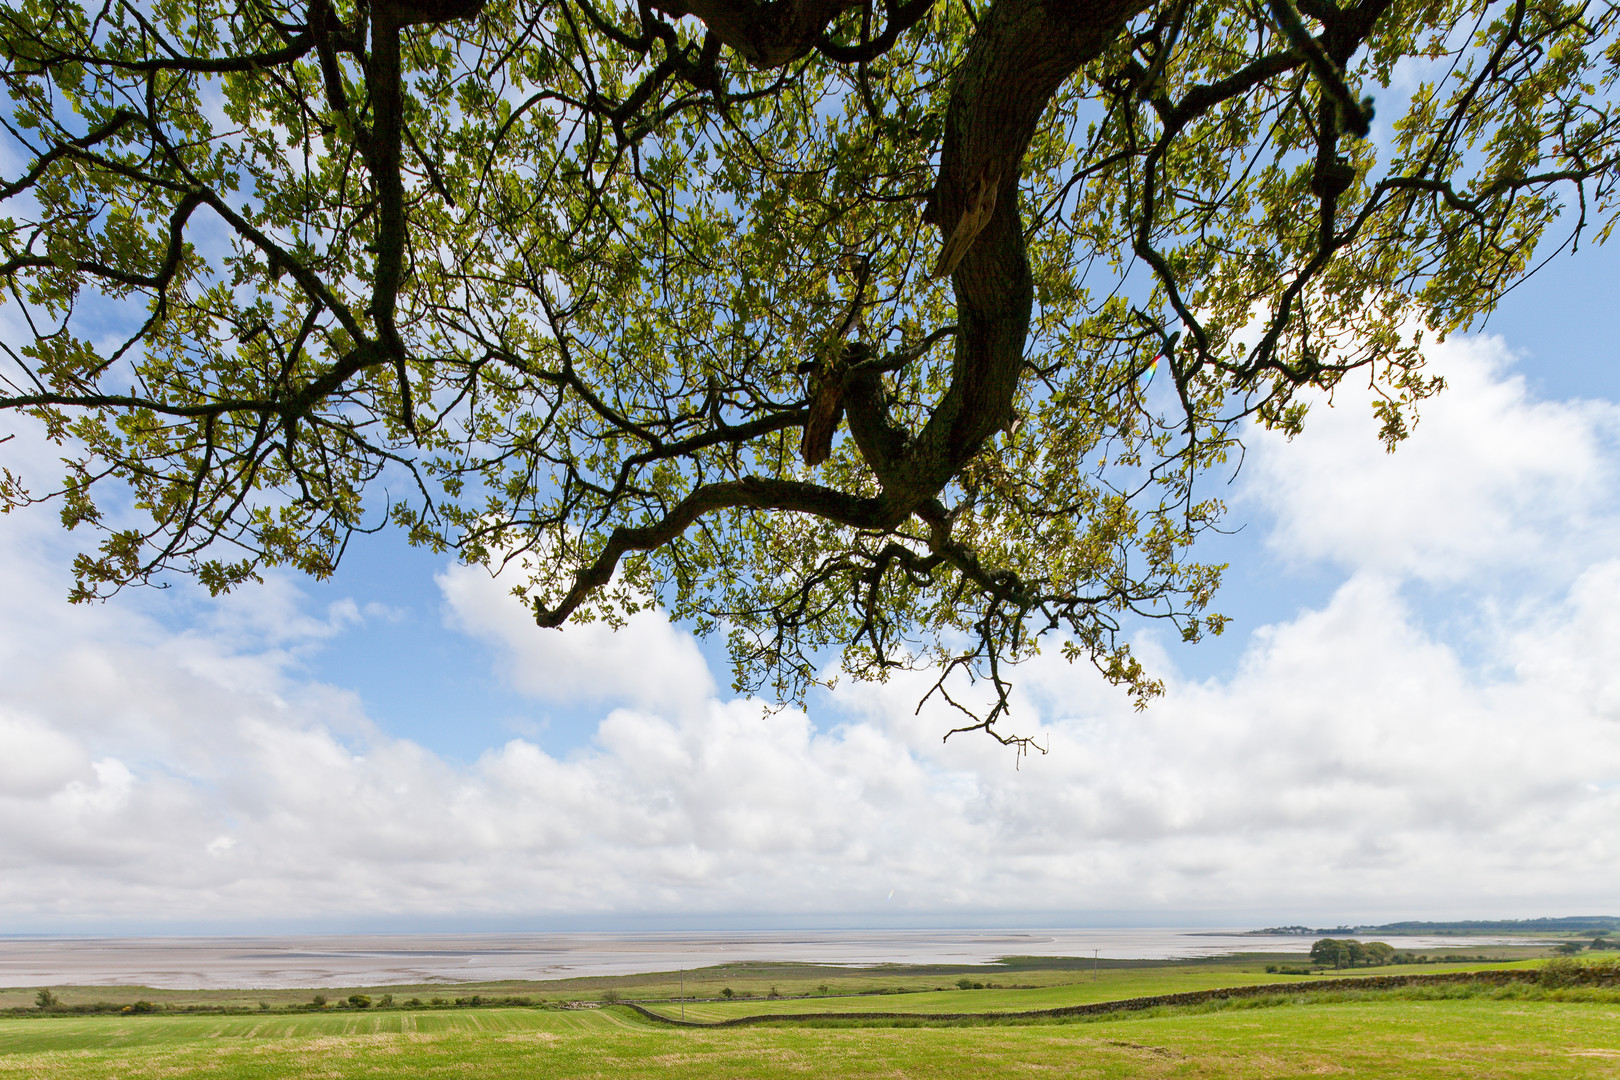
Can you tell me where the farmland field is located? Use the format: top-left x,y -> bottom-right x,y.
1,979 -> 1615,1078
635,961 -> 1544,1021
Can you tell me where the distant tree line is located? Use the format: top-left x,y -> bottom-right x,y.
1555,933 -> 1617,955
1258,917 -> 1620,936
13,990 -> 550,1017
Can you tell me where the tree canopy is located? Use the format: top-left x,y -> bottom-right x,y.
1309,937 -> 1395,967
2,0 -> 1617,740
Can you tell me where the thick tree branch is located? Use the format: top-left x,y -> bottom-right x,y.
817,0 -> 939,62
534,477 -> 891,626
883,0 -> 1150,513
649,0 -> 864,66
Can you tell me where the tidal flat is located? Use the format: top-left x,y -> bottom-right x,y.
0,927 -> 1545,991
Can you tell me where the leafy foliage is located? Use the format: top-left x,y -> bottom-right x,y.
1310,938 -> 1395,968
3,0 -> 1618,739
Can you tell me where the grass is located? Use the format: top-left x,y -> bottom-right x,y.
0,994 -> 1616,1077
637,960 -> 1546,1022
1,954 -> 1602,1077
0,1005 -> 635,1053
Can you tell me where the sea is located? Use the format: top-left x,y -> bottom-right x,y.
0,928 -> 1543,990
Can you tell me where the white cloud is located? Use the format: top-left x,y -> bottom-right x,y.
1503,560 -> 1620,724
0,335 -> 1616,928
438,562 -> 716,718
1244,334 -> 1620,582
0,711 -> 90,798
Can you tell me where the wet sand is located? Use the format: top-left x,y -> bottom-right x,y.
0,928 -> 1537,990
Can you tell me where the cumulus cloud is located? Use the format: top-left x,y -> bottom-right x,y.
0,711 -> 90,798
439,563 -> 715,718
1243,334 -> 1620,582
0,333 -> 1616,929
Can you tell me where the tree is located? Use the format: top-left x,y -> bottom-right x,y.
1309,938 -> 1349,969
33,988 -> 58,1009
1361,941 -> 1394,967
1308,937 -> 1392,968
3,0 -> 1617,738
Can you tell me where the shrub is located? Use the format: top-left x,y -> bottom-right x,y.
378,994 -> 393,1007
721,987 -> 735,999
817,984 -> 830,995
1542,957 -> 1585,987
348,994 -> 372,1008
34,989 -> 59,1009
310,995 -> 327,1008
599,990 -> 621,1005
767,986 -> 780,999
1541,956 -> 1620,988
956,978 -> 974,990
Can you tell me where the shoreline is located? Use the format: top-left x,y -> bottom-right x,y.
1,947 -> 1562,1011
0,927 -> 1552,992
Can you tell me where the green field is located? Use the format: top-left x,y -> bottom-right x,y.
637,960 -> 1544,1022
0,1005 -> 634,1053
1,993 -> 1617,1078
2,956 -> 1617,1079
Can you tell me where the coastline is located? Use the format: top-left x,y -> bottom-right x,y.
0,927 -> 1549,991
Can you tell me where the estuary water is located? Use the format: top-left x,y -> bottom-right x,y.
0,928 -> 1539,990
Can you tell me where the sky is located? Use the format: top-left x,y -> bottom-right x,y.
2,242 -> 1619,935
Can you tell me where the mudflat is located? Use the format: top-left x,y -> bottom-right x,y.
0,928 -> 1540,990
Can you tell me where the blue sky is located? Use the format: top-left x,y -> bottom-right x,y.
2,236 -> 1619,933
